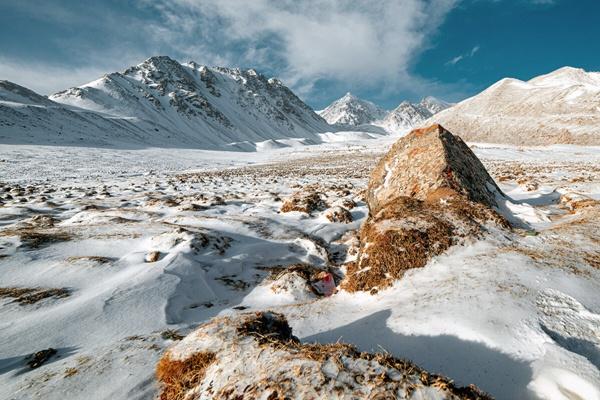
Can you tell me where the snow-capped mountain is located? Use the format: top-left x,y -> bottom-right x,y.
318,92 -> 387,126
1,56 -> 331,149
47,56 -> 329,149
427,66 -> 600,145
0,80 -> 159,147
319,92 -> 450,134
418,96 -> 452,115
378,101 -> 432,133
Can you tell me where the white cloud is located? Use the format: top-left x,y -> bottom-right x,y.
143,0 -> 460,95
0,0 -> 462,99
446,45 -> 480,66
0,57 -> 111,95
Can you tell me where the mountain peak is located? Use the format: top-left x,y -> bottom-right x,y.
319,92 -> 386,125
529,66 -> 600,87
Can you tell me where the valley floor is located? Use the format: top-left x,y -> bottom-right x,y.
1,139 -> 600,400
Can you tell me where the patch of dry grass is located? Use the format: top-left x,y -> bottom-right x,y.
0,287 -> 71,305
280,190 -> 328,214
66,256 -> 113,264
156,352 -> 216,400
343,196 -> 506,292
0,228 -> 72,249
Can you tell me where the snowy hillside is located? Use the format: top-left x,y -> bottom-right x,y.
377,101 -> 431,132
49,56 -> 329,149
0,81 -> 161,147
427,66 -> 600,145
1,57 -> 332,150
319,93 -> 450,134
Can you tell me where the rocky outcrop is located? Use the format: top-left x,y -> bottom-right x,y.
157,311 -> 491,400
344,124 -> 508,292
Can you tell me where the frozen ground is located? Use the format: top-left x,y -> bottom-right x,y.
1,138 -> 599,400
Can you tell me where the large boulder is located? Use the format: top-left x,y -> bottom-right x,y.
344,124 -> 508,292
367,124 -> 503,215
157,311 -> 491,399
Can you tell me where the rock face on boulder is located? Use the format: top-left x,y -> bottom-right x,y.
367,124 -> 503,215
157,311 -> 491,399
344,124 -> 508,292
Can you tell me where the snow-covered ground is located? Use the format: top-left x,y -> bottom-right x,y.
1,138 -> 599,400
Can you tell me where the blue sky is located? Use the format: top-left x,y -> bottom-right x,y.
1,0 -> 598,109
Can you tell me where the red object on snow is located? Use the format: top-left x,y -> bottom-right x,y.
312,272 -> 336,296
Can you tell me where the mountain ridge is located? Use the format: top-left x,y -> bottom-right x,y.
319,93 -> 451,133
426,66 -> 600,145
0,56 -> 331,150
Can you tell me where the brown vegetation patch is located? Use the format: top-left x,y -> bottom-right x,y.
161,330 -> 185,341
324,206 -> 353,223
66,256 -> 114,264
0,287 -> 71,305
0,228 -> 72,249
215,275 -> 250,290
343,196 -> 506,292
171,311 -> 491,400
156,352 -> 216,400
584,252 -> 600,269
280,190 -> 328,214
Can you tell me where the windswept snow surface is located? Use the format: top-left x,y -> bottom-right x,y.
1,139 -> 600,400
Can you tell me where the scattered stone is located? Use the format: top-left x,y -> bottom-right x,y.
324,206 -> 353,223
280,190 -> 328,214
145,251 -> 162,263
27,348 -> 57,369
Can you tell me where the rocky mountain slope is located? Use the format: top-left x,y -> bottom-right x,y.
1,56 -> 330,150
427,66 -> 600,145
318,92 -> 388,126
319,93 -> 450,133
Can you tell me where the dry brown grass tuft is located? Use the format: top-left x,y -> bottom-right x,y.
280,191 -> 328,214
343,196 -> 506,292
584,252 -> 600,269
156,352 -> 216,400
66,256 -> 113,264
0,228 -> 72,249
0,287 -> 71,305
161,329 -> 184,341
324,206 -> 353,223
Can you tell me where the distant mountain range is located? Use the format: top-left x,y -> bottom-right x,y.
426,66 -> 600,145
3,57 -> 596,149
0,56 -> 329,150
318,93 -> 451,133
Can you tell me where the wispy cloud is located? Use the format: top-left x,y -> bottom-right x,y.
0,57 -> 112,95
136,0 -> 462,96
446,45 -> 480,66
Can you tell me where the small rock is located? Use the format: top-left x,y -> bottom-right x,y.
27,348 -> 57,369
145,251 -> 162,263
324,206 -> 353,223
